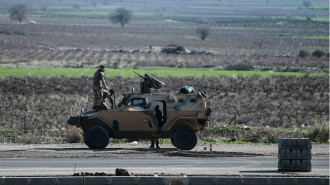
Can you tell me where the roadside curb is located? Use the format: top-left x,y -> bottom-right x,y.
0,176 -> 328,185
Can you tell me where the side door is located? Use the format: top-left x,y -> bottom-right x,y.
114,98 -> 158,132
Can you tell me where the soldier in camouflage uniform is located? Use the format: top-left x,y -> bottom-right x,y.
93,65 -> 109,112
150,105 -> 162,148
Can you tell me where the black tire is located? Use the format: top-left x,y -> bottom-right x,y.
84,126 -> 110,149
171,138 -> 177,147
174,127 -> 197,150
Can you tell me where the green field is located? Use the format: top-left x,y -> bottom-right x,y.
0,68 -> 327,78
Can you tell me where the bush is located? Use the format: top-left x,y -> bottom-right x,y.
196,25 -> 211,41
161,44 -> 186,54
66,126 -> 83,143
224,62 -> 254,71
312,50 -> 325,58
241,127 -> 306,143
299,50 -> 309,58
308,125 -> 329,143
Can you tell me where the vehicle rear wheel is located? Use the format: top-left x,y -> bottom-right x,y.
84,126 -> 110,149
174,127 -> 197,150
171,138 -> 177,147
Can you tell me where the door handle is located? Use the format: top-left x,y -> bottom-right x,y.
144,119 -> 149,122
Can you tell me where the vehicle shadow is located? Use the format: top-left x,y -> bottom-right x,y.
35,147 -> 178,152
239,170 -> 279,173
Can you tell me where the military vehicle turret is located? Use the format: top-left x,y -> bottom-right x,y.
68,72 -> 211,150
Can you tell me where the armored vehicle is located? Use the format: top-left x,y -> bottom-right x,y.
68,73 -> 211,150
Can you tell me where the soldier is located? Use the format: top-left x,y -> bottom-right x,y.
150,105 -> 162,148
93,65 -> 109,112
99,89 -> 115,110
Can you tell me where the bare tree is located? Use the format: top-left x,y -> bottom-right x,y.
9,4 -> 27,23
196,25 -> 211,41
39,5 -> 47,12
302,1 -> 312,8
109,7 -> 133,28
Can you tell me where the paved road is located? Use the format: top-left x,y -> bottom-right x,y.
0,158 -> 328,176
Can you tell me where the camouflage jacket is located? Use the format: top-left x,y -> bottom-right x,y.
93,69 -> 108,89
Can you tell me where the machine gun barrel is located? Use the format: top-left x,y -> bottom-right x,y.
132,70 -> 145,79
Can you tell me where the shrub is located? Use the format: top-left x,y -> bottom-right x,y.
196,25 -> 211,41
66,126 -> 83,143
241,127 -> 306,143
302,1 -> 312,8
161,44 -> 186,54
308,125 -> 329,143
224,62 -> 254,71
9,4 -> 27,23
109,7 -> 133,27
312,50 -> 325,58
299,50 -> 309,58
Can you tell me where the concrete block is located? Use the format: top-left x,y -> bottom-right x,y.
216,177 -> 241,185
188,177 -> 216,185
30,177 -> 57,185
163,177 -> 187,185
269,178 -> 295,185
0,177 -> 3,185
110,177 -> 138,185
291,139 -> 298,148
139,177 -> 163,185
285,160 -> 290,169
279,149 -> 312,160
4,178 -> 29,185
302,159 -> 312,169
242,178 -> 270,185
297,178 -> 327,185
302,150 -> 312,159
278,138 -> 311,149
296,149 -> 302,159
84,177 -> 110,185
57,177 -> 83,185
285,149 -> 290,158
301,139 -> 312,149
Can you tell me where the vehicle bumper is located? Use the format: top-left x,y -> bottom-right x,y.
67,115 -> 88,126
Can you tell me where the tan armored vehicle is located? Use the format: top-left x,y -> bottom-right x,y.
68,73 -> 212,150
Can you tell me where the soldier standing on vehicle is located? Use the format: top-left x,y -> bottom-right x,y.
93,65 -> 109,112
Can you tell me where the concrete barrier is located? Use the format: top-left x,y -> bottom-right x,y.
278,138 -> 312,172
0,176 -> 328,185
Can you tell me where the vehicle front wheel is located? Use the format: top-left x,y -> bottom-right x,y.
84,126 -> 110,149
174,127 -> 197,150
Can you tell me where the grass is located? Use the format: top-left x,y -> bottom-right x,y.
0,130 -> 23,137
205,127 -> 244,132
0,68 -> 327,78
271,16 -> 329,23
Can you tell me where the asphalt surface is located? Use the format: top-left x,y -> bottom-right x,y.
0,158 -> 328,177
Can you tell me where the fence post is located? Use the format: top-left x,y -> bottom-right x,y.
23,116 -> 26,133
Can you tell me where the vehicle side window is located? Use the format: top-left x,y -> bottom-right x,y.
127,98 -> 145,107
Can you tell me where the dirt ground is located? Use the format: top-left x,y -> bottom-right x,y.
0,143 -> 328,159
